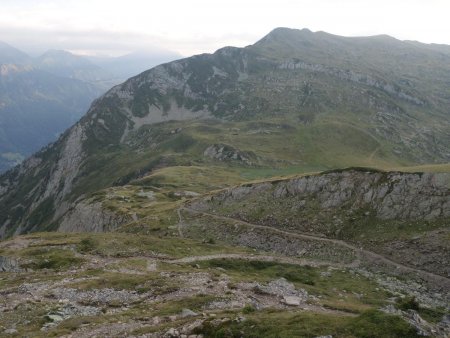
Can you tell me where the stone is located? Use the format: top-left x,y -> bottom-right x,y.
3,329 -> 18,335
203,144 -> 257,166
0,256 -> 21,272
283,296 -> 301,306
181,308 -> 198,318
47,314 -> 64,322
166,327 -> 180,337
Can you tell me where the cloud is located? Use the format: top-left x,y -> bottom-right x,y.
0,0 -> 449,56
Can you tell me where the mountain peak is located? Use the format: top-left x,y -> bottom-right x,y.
40,49 -> 79,57
257,27 -> 313,43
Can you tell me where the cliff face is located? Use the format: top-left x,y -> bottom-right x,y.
58,200 -> 132,233
187,169 -> 450,277
192,169 -> 450,221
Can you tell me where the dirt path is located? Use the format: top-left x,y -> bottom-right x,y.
368,146 -> 381,164
182,208 -> 450,288
176,208 -> 184,238
168,253 -> 351,268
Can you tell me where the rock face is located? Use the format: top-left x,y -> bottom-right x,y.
255,278 -> 308,305
203,144 -> 257,166
188,169 -> 450,277
192,169 -> 450,221
58,200 -> 132,233
0,256 -> 21,272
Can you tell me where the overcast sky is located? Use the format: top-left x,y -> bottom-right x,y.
0,0 -> 449,57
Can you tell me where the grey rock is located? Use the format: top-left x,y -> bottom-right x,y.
0,256 -> 21,272
3,329 -> 18,335
194,170 -> 450,222
181,308 -> 198,318
165,327 -> 180,337
58,200 -> 132,233
46,314 -> 64,322
283,296 -> 301,306
204,144 -> 257,166
256,278 -> 308,302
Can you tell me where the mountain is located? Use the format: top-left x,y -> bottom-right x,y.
0,28 -> 450,337
0,41 -> 31,64
1,27 -> 450,237
35,49 -> 115,88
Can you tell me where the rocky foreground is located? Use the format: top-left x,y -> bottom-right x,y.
0,169 -> 449,337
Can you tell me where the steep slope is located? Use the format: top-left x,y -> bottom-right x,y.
1,28 -> 450,238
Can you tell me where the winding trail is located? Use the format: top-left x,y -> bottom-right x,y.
368,146 -> 381,164
168,253 -> 349,268
180,207 -> 450,289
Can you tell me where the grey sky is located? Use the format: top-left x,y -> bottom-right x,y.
0,0 -> 449,57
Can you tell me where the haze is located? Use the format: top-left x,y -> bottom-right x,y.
0,0 -> 449,57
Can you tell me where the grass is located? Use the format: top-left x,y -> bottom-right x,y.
1,232 -> 251,260
197,259 -> 318,286
391,163 -> 450,173
194,259 -> 390,313
20,247 -> 84,271
194,309 -> 421,338
69,271 -> 177,295
151,294 -> 217,316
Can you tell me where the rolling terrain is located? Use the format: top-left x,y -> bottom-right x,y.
0,28 -> 449,337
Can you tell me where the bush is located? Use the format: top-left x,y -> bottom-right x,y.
348,310 -> 420,338
396,296 -> 419,311
78,237 -> 98,253
24,248 -> 84,271
242,304 -> 256,314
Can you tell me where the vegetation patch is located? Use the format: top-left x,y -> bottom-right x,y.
21,248 -> 84,271
198,259 -> 317,286
194,309 -> 420,338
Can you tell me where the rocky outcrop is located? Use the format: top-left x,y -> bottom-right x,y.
279,60 -> 425,106
0,256 -> 21,272
58,200 -> 132,233
188,169 -> 450,277
203,144 -> 258,166
193,169 -> 450,221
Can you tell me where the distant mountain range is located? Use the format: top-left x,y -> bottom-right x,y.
87,49 -> 182,81
0,41 -> 180,172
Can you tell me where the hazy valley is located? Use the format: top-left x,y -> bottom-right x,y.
0,42 -> 179,172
